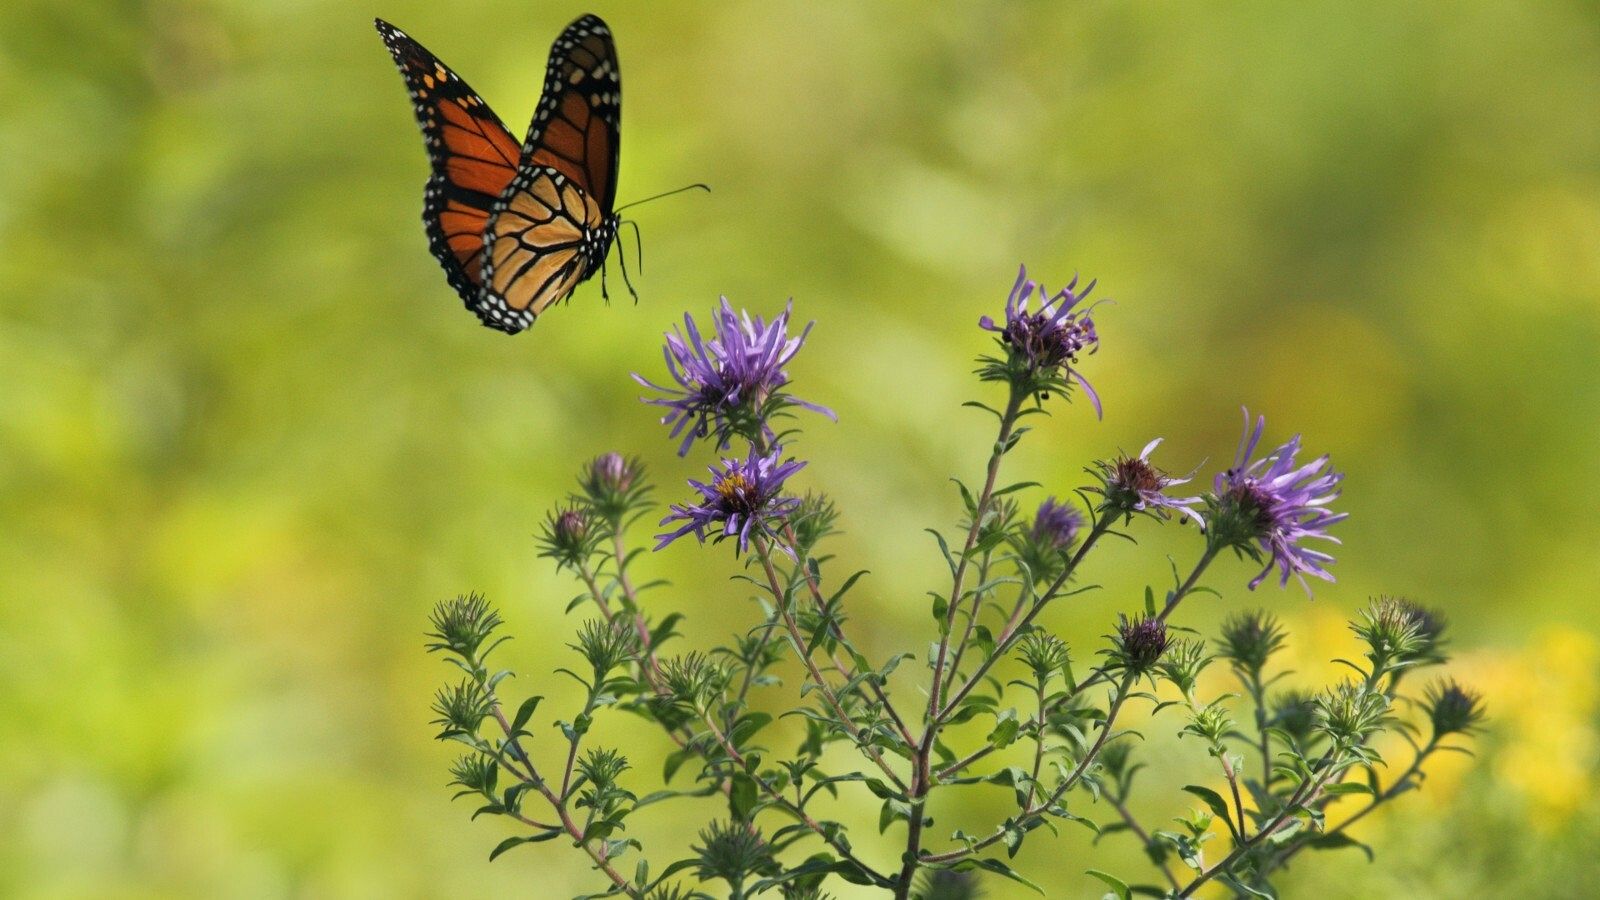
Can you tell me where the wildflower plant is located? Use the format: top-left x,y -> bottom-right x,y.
424,266 -> 1482,898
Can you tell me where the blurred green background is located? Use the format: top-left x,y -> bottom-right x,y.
3,1 -> 1598,897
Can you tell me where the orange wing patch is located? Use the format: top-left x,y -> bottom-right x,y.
376,18 -> 520,307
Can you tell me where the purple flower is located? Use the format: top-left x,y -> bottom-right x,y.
634,298 -> 835,456
655,444 -> 806,555
1209,409 -> 1347,592
979,264 -> 1102,416
1095,438 -> 1204,524
1031,497 -> 1083,551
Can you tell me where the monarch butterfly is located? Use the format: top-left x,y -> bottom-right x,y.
375,14 -> 628,334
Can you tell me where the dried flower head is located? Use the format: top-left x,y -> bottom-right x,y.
978,264 -> 1103,414
1207,408 -> 1346,592
635,298 -> 835,456
1092,438 -> 1204,525
655,444 -> 806,555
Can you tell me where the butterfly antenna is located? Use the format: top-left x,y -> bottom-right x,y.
613,182 -> 710,214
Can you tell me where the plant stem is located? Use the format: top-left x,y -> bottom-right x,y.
918,676 -> 1134,865
698,706 -> 893,888
1176,752 -> 1336,898
1105,790 -> 1181,891
935,545 -> 1217,780
756,540 -> 908,791
486,694 -> 639,896
927,387 -> 1025,720
937,515 -> 1111,723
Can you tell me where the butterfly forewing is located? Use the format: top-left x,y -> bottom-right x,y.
517,14 -> 621,214
374,18 -> 521,313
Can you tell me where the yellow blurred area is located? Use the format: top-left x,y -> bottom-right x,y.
3,1 -> 1599,897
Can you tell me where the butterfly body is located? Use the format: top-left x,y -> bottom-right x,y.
376,14 -> 622,334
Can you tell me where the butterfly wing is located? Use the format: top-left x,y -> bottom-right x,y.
520,14 -> 621,218
481,167 -> 605,330
478,14 -> 622,333
375,18 -> 521,314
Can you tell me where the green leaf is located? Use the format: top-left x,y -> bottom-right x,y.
1086,868 -> 1132,900
489,836 -> 531,860
729,712 -> 772,746
955,858 -> 1043,894
988,708 -> 1021,749
509,695 -> 543,733
1181,785 -> 1234,830
1307,831 -> 1374,862
1218,875 -> 1275,898
729,773 -> 759,821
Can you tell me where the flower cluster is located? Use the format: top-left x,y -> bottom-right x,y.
425,265 -> 1480,900
1014,497 -> 1082,582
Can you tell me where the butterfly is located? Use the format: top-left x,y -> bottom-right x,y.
376,14 -> 626,334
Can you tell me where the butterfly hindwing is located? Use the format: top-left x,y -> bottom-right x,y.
481,167 -> 603,330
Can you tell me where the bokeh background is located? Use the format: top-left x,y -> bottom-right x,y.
3,1 -> 1598,897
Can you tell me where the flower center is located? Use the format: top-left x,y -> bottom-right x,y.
714,472 -> 757,510
1115,457 -> 1164,493
1226,479 -> 1277,530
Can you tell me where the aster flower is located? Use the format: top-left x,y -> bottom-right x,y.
634,298 -> 835,456
1091,438 -> 1204,525
655,443 -> 805,555
1031,497 -> 1083,550
978,264 -> 1102,415
1014,497 -> 1082,584
1206,409 -> 1346,592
